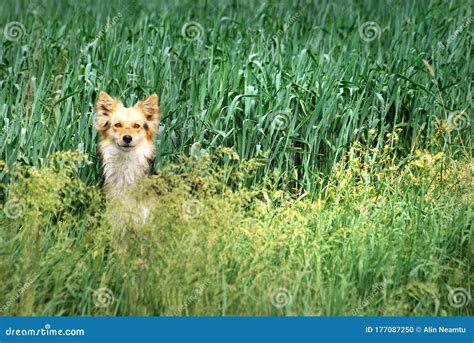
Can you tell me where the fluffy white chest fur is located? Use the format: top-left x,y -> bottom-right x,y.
99,142 -> 154,197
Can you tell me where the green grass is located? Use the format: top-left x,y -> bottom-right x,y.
0,148 -> 472,315
0,0 -> 472,316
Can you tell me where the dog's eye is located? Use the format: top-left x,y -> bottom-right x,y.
133,124 -> 140,129
114,123 -> 122,128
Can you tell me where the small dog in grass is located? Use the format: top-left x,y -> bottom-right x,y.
95,91 -> 160,198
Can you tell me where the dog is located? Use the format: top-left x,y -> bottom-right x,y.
95,91 -> 160,198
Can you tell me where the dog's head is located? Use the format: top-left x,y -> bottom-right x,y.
96,91 -> 160,150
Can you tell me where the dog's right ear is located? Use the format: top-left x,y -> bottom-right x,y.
96,91 -> 119,131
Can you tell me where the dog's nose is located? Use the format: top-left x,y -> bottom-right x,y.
123,135 -> 133,144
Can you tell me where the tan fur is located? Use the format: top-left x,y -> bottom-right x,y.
96,91 -> 160,198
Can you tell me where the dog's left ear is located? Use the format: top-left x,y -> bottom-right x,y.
135,94 -> 160,136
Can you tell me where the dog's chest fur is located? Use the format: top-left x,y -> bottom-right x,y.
99,143 -> 154,197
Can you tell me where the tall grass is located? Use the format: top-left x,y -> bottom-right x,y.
0,147 -> 472,315
0,0 -> 472,316
0,0 -> 471,187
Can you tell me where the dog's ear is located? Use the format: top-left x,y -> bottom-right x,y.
96,91 -> 119,131
135,94 -> 160,138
